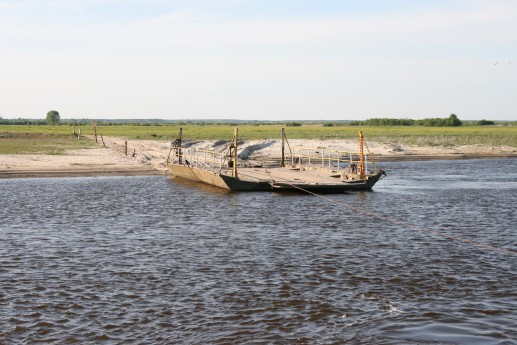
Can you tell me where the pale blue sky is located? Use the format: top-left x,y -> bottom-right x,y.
1,0 -> 516,120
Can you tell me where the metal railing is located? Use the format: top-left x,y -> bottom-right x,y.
169,147 -> 228,173
169,145 -> 377,174
291,147 -> 374,172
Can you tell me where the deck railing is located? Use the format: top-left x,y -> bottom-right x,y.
169,147 -> 227,172
292,147 -> 373,172
169,145 -> 376,174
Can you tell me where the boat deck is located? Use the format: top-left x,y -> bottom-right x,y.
233,166 -> 345,185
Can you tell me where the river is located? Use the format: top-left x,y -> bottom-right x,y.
1,158 -> 516,344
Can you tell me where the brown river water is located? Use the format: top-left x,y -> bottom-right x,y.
1,158 -> 516,344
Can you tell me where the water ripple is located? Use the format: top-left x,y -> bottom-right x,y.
1,160 -> 517,344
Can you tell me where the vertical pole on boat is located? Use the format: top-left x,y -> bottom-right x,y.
359,131 -> 365,178
178,128 -> 183,164
232,127 -> 238,178
281,127 -> 285,167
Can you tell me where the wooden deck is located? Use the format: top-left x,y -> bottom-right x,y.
236,166 -> 345,185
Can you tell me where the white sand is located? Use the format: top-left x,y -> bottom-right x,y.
1,136 -> 516,178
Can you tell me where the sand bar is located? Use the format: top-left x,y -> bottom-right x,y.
1,136 -> 516,179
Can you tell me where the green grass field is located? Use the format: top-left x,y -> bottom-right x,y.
1,124 -> 516,154
0,132 -> 96,155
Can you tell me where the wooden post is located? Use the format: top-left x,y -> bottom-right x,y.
77,128 -> 81,140
93,120 -> 98,143
100,134 -> 106,147
125,140 -> 128,156
232,127 -> 238,178
178,128 -> 183,164
359,131 -> 365,178
166,147 -> 173,164
281,127 -> 285,167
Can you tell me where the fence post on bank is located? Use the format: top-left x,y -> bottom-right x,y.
101,135 -> 106,147
77,129 -> 81,140
125,140 -> 128,156
166,147 -> 173,164
93,120 -> 98,143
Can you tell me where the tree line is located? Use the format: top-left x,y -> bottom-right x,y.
350,114 -> 464,126
0,113 -> 510,127
347,115 -> 505,127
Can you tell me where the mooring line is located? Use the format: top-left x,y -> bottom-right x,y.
279,181 -> 517,257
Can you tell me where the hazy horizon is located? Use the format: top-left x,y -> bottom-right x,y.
2,115 -> 513,123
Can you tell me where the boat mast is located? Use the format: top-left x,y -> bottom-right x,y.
281,127 -> 285,167
359,131 -> 365,178
232,127 -> 238,178
177,127 -> 183,164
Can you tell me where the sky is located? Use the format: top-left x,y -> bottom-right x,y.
1,0 -> 516,121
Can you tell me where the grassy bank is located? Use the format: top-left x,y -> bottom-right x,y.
1,124 -> 517,154
0,132 -> 96,155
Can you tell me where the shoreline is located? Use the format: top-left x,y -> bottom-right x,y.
1,137 -> 516,179
2,154 -> 516,179
0,167 -> 160,179
374,152 -> 517,162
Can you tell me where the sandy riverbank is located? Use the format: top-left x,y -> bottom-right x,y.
1,136 -> 516,178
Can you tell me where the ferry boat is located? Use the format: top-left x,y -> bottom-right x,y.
167,128 -> 386,193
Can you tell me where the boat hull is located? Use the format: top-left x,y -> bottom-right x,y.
168,164 -> 382,193
270,173 -> 382,193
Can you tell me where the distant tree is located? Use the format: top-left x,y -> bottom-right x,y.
477,119 -> 495,126
46,110 -> 60,126
448,114 -> 462,126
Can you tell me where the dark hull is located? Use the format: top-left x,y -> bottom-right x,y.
168,164 -> 382,193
